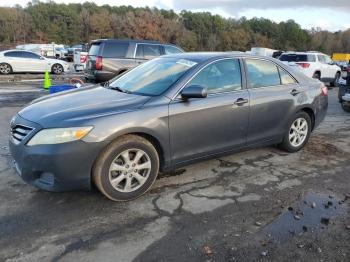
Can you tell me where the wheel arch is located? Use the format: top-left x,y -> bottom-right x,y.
299,107 -> 315,131
100,129 -> 169,171
313,70 -> 321,77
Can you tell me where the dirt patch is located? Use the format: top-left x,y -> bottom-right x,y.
305,136 -> 346,157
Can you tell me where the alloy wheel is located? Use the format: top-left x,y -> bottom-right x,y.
289,118 -> 308,147
0,64 -> 11,74
108,149 -> 152,193
53,64 -> 63,74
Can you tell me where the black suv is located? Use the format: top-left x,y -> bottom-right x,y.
84,39 -> 184,83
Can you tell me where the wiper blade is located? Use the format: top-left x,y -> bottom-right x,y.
109,86 -> 132,94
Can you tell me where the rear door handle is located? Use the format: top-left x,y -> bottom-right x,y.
234,98 -> 249,106
290,89 -> 301,96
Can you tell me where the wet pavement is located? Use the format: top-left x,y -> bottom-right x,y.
0,85 -> 349,262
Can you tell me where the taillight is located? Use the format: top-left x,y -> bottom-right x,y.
95,56 -> 103,70
296,62 -> 310,68
321,84 -> 328,96
80,55 -> 87,63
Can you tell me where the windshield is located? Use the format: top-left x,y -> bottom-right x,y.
109,58 -> 198,96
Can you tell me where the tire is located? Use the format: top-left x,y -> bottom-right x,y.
330,72 -> 341,87
312,72 -> 321,80
51,63 -> 64,75
341,102 -> 350,112
93,135 -> 160,201
279,111 -> 312,153
0,63 -> 12,75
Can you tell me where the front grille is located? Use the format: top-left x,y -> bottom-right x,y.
11,125 -> 34,144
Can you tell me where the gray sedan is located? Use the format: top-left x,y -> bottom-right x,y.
9,53 -> 328,201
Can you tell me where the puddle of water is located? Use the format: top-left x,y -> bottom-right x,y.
264,192 -> 347,242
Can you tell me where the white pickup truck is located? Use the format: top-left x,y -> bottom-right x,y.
73,50 -> 88,71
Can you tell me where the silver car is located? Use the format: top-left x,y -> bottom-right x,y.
9,53 -> 328,201
0,50 -> 69,75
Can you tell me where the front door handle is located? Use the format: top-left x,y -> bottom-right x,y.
290,89 -> 301,96
234,98 -> 249,106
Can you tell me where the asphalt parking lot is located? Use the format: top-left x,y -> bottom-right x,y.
0,83 -> 349,261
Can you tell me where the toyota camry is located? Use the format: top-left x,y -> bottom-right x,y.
9,53 -> 328,201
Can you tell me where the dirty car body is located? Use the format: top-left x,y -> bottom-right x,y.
9,53 -> 328,193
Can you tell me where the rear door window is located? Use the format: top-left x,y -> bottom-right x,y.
102,42 -> 129,58
278,67 -> 297,85
23,52 -> 40,59
246,59 -> 281,88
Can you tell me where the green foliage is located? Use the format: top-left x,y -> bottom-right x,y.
0,1 -> 349,54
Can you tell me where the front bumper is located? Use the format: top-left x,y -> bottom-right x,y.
9,115 -> 109,192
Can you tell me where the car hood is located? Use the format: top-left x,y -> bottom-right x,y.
19,85 -> 151,127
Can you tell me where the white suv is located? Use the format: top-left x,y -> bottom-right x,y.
279,52 -> 341,86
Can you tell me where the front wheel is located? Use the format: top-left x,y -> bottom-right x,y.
93,135 -> 160,201
51,63 -> 64,75
279,112 -> 312,152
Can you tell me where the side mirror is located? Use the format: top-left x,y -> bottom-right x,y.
40,56 -> 45,60
181,85 -> 207,99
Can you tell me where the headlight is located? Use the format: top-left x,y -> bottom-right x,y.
27,127 -> 93,146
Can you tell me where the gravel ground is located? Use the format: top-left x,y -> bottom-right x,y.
0,85 -> 349,262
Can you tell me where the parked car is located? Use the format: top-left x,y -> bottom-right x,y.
67,43 -> 88,62
84,39 -> 184,83
54,47 -> 68,59
0,50 -> 69,75
9,53 -> 328,201
73,50 -> 88,71
279,52 -> 341,86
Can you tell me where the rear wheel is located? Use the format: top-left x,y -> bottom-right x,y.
312,72 -> 321,80
279,111 -> 312,152
51,63 -> 64,75
93,135 -> 159,201
0,63 -> 12,75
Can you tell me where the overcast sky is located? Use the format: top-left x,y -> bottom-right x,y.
3,0 -> 350,31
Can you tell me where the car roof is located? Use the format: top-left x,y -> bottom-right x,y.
91,39 -> 161,44
0,49 -> 36,54
282,52 -> 322,55
161,52 -> 278,62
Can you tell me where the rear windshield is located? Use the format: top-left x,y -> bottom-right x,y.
279,54 -> 316,62
102,42 -> 129,58
88,43 -> 101,56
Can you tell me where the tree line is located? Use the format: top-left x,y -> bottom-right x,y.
0,1 -> 349,55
